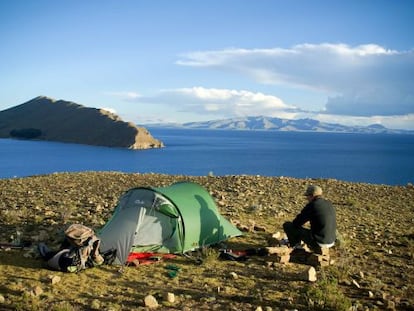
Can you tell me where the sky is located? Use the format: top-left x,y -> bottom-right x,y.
1,0 -> 414,130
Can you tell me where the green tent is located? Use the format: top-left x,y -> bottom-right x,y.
99,181 -> 242,264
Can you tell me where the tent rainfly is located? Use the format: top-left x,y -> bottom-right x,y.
99,181 -> 242,264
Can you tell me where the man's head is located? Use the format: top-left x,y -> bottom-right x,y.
304,185 -> 323,200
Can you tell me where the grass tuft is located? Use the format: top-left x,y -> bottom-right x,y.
305,273 -> 352,311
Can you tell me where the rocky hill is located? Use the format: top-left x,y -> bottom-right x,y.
0,96 -> 164,149
0,172 -> 413,310
149,116 -> 414,134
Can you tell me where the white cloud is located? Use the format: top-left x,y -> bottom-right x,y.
314,113 -> 414,131
177,44 -> 414,117
156,87 -> 299,119
113,86 -> 414,130
106,44 -> 413,130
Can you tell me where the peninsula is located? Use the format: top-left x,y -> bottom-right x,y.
0,96 -> 164,149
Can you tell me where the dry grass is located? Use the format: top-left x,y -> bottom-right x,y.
1,172 -> 413,310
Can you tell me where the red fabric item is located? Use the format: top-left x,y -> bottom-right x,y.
228,250 -> 247,256
126,252 -> 176,264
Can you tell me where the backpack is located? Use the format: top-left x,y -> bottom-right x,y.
62,224 -> 104,272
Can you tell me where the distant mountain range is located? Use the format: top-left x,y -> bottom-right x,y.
146,116 -> 414,134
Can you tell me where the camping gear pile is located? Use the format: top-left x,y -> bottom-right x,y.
39,223 -> 106,273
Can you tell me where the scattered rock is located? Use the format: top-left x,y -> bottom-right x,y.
301,266 -> 317,282
48,275 -> 61,285
31,286 -> 43,297
254,224 -> 267,232
352,279 -> 361,289
229,272 -> 238,279
265,246 -> 292,255
164,292 -> 175,303
272,231 -> 282,240
144,294 -> 159,308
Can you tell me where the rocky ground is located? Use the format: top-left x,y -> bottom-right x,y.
0,172 -> 413,310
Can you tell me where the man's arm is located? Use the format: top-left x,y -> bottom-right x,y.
292,203 -> 312,227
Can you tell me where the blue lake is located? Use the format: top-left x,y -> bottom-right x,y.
1,128 -> 413,185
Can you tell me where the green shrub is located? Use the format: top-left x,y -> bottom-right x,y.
305,275 -> 352,311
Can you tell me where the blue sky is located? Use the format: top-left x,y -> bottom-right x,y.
1,0 -> 413,129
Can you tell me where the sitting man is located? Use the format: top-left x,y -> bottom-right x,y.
283,185 -> 336,254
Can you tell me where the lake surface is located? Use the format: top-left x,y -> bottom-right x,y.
1,128 -> 413,185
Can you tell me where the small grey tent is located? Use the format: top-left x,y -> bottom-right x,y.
99,181 -> 242,264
